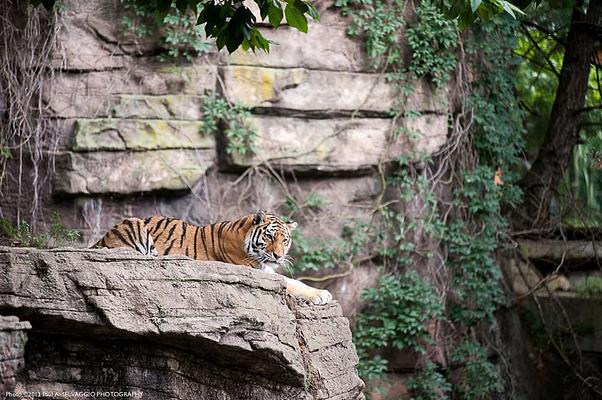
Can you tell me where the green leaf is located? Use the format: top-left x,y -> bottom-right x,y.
268,4 -> 284,27
255,0 -> 271,20
225,6 -> 255,52
444,1 -> 464,19
216,27 -> 227,49
470,0 -> 482,12
458,7 -> 476,30
241,38 -> 251,51
252,27 -> 271,51
500,1 -> 525,17
476,5 -> 495,22
198,2 -> 221,36
500,1 -> 516,18
304,1 -> 320,20
285,3 -> 308,33
292,0 -> 309,13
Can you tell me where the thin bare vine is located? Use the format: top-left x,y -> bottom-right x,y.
0,0 -> 63,228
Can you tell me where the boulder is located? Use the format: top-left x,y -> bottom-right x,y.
53,150 -> 215,195
0,247 -> 364,400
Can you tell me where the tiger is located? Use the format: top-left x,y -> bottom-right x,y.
94,210 -> 333,305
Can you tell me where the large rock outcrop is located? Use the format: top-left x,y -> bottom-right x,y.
0,247 -> 364,399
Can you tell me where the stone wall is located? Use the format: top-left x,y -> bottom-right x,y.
1,0 -> 448,316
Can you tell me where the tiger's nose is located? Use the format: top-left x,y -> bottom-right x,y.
272,251 -> 283,259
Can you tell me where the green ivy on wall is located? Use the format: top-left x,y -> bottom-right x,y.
354,271 -> 444,370
201,95 -> 257,156
307,0 -> 527,398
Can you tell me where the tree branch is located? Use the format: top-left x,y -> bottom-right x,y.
518,2 -> 602,227
519,25 -> 561,77
514,50 -> 561,76
521,20 -> 567,46
575,106 -> 602,115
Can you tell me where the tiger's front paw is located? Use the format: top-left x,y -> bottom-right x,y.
307,289 -> 333,305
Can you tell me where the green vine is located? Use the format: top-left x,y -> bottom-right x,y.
121,0 -> 211,61
451,341 -> 504,399
406,362 -> 452,400
201,95 -> 257,156
288,219 -> 371,275
354,271 -> 444,355
406,1 -> 458,86
321,0 -> 525,398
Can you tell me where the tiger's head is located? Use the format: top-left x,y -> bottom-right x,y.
244,210 -> 297,268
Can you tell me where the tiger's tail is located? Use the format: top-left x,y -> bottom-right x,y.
94,217 -> 157,256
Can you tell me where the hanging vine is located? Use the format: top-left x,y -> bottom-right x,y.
0,0 -> 63,228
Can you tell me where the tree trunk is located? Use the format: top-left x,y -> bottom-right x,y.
519,2 -> 602,227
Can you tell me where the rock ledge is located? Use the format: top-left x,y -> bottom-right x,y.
0,247 -> 364,400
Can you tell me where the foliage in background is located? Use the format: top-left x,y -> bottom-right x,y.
450,340 -> 504,399
288,219 -> 372,275
354,271 -> 444,358
406,1 -> 458,86
448,50 -> 524,324
575,276 -> 602,298
202,95 -> 257,156
406,362 -> 452,400
442,17 -> 524,397
289,229 -> 343,273
0,211 -> 80,248
514,5 -> 602,227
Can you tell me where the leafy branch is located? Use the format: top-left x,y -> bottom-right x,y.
32,0 -> 319,52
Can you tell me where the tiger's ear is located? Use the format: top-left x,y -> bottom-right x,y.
288,221 -> 298,231
253,210 -> 266,225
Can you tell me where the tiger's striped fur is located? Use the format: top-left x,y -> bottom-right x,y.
94,211 -> 332,305
96,217 -> 157,257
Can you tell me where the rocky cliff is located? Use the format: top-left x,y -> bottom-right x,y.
0,246 -> 364,399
